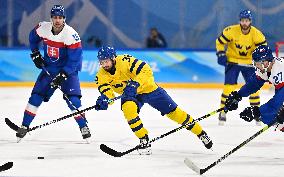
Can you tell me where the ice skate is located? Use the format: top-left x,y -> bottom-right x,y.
218,112 -> 226,126
16,125 -> 28,143
137,135 -> 152,155
198,130 -> 213,150
80,126 -> 91,143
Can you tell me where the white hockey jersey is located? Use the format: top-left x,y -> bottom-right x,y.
255,57 -> 284,89
29,21 -> 82,75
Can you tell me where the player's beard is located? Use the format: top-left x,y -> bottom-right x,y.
240,23 -> 251,31
103,61 -> 116,74
103,65 -> 112,72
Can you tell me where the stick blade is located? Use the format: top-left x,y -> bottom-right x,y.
0,162 -> 13,172
184,158 -> 201,175
100,144 -> 122,157
5,118 -> 19,131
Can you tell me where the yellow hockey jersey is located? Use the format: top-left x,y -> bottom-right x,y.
216,24 -> 266,64
95,54 -> 158,99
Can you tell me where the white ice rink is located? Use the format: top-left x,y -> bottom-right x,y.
0,87 -> 283,177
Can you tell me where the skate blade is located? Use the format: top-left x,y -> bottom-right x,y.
84,138 -> 91,144
255,121 -> 261,126
16,137 -> 23,143
138,149 -> 152,155
218,120 -> 225,126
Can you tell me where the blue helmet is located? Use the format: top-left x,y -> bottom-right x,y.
239,10 -> 252,20
97,46 -> 116,61
50,5 -> 65,18
252,45 -> 273,62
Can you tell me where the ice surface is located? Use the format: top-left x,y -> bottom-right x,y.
0,87 -> 283,177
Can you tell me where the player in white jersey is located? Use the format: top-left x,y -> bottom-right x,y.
224,45 -> 284,131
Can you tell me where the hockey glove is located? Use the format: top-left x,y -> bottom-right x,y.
30,50 -> 45,69
240,106 -> 261,122
95,94 -> 109,110
276,106 -> 284,124
225,91 -> 242,111
50,71 -> 68,89
123,81 -> 140,99
216,51 -> 227,66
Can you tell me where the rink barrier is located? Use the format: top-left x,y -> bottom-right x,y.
0,82 -> 272,89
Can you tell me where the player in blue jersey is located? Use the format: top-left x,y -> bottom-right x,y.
225,45 -> 284,131
16,5 -> 91,142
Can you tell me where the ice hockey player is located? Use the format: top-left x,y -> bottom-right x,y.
216,9 -> 267,126
225,45 -> 284,131
94,45 -> 213,155
16,5 -> 91,142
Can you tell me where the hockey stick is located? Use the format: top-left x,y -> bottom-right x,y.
100,107 -> 224,157
5,95 -> 122,132
184,122 -> 275,175
0,162 -> 13,172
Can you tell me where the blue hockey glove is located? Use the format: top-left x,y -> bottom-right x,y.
216,51 -> 227,66
51,71 -> 68,89
30,50 -> 45,69
123,81 -> 140,99
95,94 -> 109,110
240,106 -> 260,122
276,106 -> 284,124
225,91 -> 242,111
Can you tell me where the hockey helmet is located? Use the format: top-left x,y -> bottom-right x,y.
97,46 -> 116,61
51,5 -> 65,18
239,10 -> 252,20
252,45 -> 273,62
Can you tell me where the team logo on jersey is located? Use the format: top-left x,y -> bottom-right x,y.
47,45 -> 60,61
246,45 -> 251,50
239,51 -> 248,56
235,43 -> 242,49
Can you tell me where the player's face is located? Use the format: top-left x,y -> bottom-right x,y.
100,59 -> 113,72
254,60 -> 271,73
240,18 -> 251,30
51,16 -> 65,29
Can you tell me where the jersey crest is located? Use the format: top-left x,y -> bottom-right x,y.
47,45 -> 60,61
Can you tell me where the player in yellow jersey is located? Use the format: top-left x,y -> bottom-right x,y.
216,10 -> 267,126
94,46 -> 213,155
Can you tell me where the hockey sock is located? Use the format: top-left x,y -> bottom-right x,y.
122,101 -> 148,139
249,92 -> 260,107
166,107 -> 202,135
22,103 -> 38,127
220,84 -> 237,112
73,112 -> 87,128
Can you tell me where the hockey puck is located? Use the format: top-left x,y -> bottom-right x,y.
37,157 -> 44,159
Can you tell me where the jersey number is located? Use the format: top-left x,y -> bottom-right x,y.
72,34 -> 80,41
122,55 -> 132,62
273,72 -> 283,84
